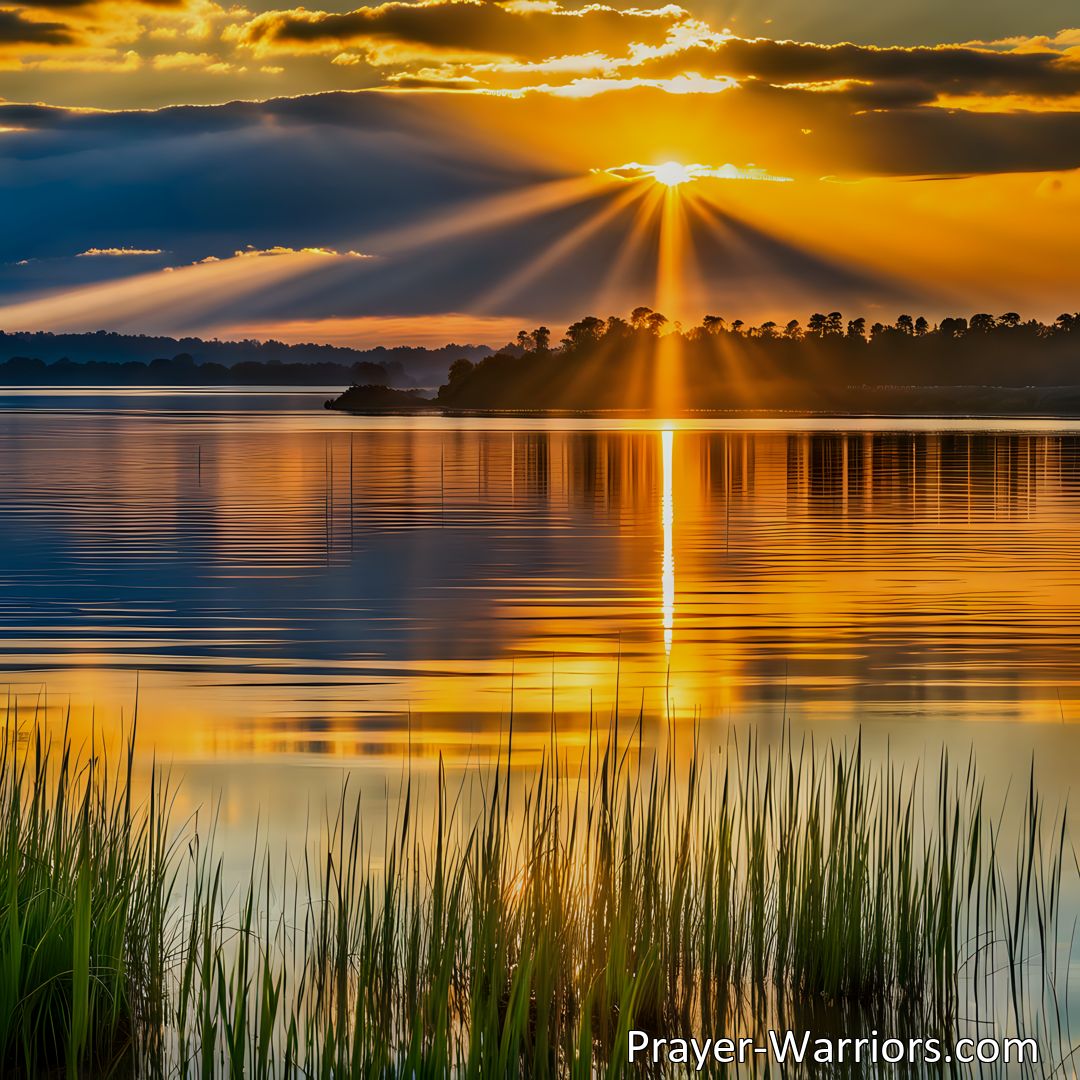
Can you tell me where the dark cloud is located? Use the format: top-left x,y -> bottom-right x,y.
4,82 -> 1079,194
0,91 -> 558,269
688,0 -> 1079,51
0,9 -> 74,44
388,74 -> 480,89
233,0 -> 680,62
835,103 -> 1080,176
632,37 -> 1080,100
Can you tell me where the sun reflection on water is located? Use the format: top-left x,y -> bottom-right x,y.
9,408 -> 1080,778
661,428 -> 674,655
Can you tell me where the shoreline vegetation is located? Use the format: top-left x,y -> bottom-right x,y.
325,384 -> 440,412
329,384 -> 1080,419
324,307 -> 1080,417
1,712 -> 1073,1077
0,332 -> 493,388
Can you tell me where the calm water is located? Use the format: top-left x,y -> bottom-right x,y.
3,389 -> 1080,835
7,388 -> 1080,1057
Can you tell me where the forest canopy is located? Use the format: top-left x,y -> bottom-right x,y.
435,308 -> 1080,412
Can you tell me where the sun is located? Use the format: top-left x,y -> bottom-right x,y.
652,161 -> 695,188
598,161 -> 793,186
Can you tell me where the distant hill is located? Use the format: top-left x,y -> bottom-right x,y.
0,330 -> 494,386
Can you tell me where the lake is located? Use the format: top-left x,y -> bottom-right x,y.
3,389 -> 1080,853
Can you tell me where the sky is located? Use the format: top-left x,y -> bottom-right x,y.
0,0 -> 1078,346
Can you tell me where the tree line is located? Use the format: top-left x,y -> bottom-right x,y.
0,352 -> 401,387
438,307 -> 1080,411
508,306 -> 1080,351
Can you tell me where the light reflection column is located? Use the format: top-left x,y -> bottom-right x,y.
662,429 -> 675,655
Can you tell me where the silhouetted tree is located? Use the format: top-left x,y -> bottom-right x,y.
562,316 -> 605,350
447,358 -> 474,385
604,316 -> 630,342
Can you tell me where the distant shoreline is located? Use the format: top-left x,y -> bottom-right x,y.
327,381 -> 1080,420
8,382 -> 1080,421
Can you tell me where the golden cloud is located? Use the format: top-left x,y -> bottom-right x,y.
225,0 -> 687,63
0,0 -> 245,82
234,245 -> 371,257
152,50 -> 216,69
77,246 -> 164,255
601,160 -> 792,183
0,0 -> 1078,123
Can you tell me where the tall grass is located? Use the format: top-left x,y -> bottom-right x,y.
0,709 -> 174,1077
0,707 -> 1073,1077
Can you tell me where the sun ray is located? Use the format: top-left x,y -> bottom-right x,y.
352,175 -> 605,258
568,182 -> 666,411
0,175 -> 619,337
473,180 -> 648,313
681,194 -> 806,393
592,181 -> 664,316
689,183 -> 917,312
0,250 -> 342,334
652,185 -> 694,413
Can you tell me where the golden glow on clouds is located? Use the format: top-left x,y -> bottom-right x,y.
0,246 -> 372,332
229,244 -> 371,259
653,161 -> 693,186
930,92 -> 1080,113
77,246 -> 163,257
603,160 -> 793,185
500,71 -> 737,97
1,0 -> 1078,117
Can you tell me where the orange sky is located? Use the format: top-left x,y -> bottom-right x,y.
0,2 -> 1078,343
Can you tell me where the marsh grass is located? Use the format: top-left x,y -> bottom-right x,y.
0,701 -> 1074,1077
0,705 -> 174,1077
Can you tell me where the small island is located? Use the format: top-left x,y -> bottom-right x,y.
325,383 -> 438,412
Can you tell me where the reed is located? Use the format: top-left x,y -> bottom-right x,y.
0,708 -> 1072,1077
0,708 -> 174,1077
